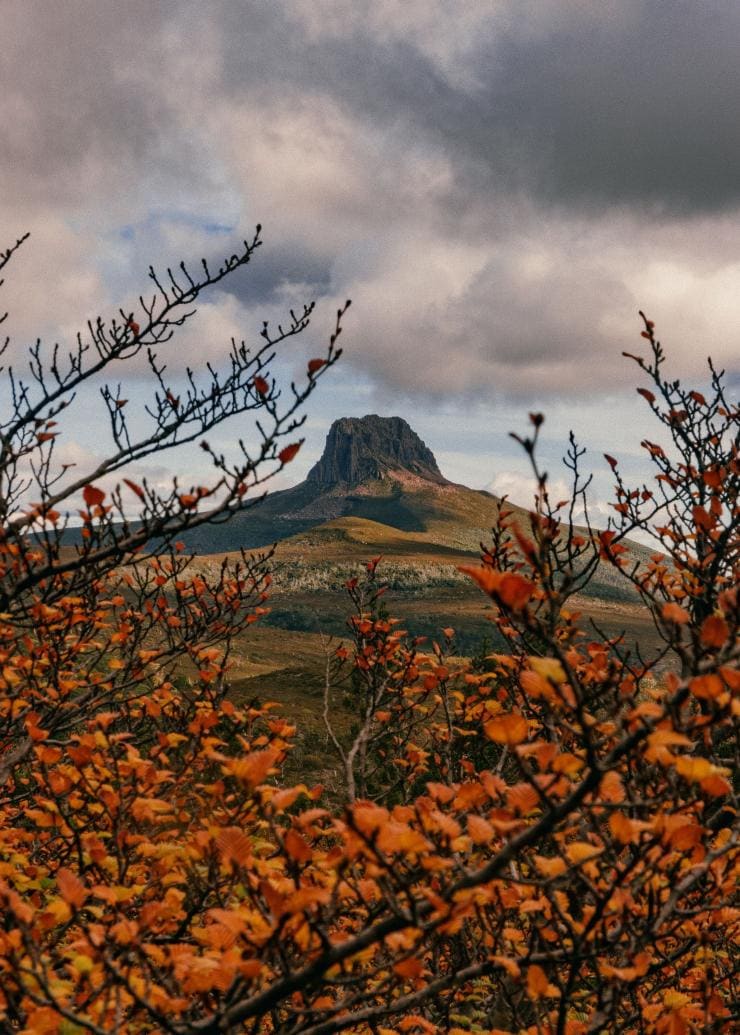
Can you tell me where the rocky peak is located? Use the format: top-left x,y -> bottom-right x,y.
306,415 -> 445,488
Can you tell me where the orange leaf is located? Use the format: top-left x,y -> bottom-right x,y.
283,828 -> 312,864
609,811 -> 638,845
647,727 -> 692,750
700,773 -> 731,797
692,505 -> 714,532
535,854 -> 567,878
674,756 -> 715,782
278,442 -> 301,465
83,484 -> 105,507
690,674 -> 724,701
566,841 -> 602,864
216,827 -> 252,865
227,749 -> 278,788
484,712 -> 529,746
662,602 -> 690,625
458,564 -> 502,596
393,957 -> 424,979
57,867 -> 87,908
492,955 -> 521,979
507,782 -> 539,815
529,657 -> 566,683
520,669 -> 555,702
527,964 -> 549,999
497,573 -> 535,610
600,770 -> 625,803
467,814 -> 495,844
700,616 -> 728,648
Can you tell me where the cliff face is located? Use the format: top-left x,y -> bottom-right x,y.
306,415 -> 445,488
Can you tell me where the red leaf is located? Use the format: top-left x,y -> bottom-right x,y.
127,319 -> 140,335
83,484 -> 105,507
278,442 -> 301,464
636,387 -> 656,404
604,453 -> 618,470
692,505 -> 714,532
123,478 -> 145,500
307,358 -> 326,375
253,375 -> 269,396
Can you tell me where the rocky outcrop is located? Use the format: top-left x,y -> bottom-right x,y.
306,415 -> 445,488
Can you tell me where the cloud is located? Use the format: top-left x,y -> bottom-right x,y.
208,0 -> 740,217
1,0 -> 738,423
487,470 -> 613,531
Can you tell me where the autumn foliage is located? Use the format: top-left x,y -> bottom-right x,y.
0,232 -> 737,1035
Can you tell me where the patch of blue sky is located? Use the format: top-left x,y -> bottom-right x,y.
114,209 -> 236,240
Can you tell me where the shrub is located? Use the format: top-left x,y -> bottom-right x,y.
0,231 -> 736,1035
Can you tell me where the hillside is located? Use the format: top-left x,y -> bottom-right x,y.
181,417 -> 661,734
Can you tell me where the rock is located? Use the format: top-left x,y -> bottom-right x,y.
307,415 -> 445,488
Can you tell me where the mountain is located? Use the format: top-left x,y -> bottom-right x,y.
306,416 -> 445,487
183,414 -> 493,554
186,413 -> 652,608
183,414 -> 657,677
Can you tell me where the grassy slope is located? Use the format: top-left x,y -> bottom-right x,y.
191,477 -> 660,780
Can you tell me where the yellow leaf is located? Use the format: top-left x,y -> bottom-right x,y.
566,841 -> 602,864
674,756 -> 721,782
529,657 -> 566,683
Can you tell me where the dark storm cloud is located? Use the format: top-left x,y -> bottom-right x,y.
225,243 -> 332,306
213,1 -> 740,217
470,2 -> 740,214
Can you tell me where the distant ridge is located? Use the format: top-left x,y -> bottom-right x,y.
307,415 -> 445,488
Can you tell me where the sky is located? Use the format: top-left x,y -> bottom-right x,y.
2,1 -> 739,521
